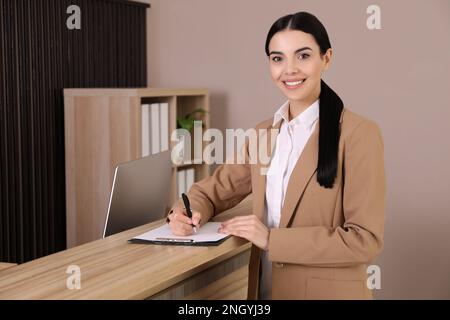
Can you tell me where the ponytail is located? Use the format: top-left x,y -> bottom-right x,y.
317,79 -> 343,188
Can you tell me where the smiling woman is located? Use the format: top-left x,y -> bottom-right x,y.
264,13 -> 344,190
167,11 -> 386,300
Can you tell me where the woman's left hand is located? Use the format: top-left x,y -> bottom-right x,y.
218,215 -> 270,251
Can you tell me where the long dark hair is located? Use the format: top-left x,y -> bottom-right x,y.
265,12 -> 343,188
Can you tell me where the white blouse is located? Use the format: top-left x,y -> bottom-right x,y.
259,98 -> 320,299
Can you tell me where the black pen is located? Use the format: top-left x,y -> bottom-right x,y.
182,193 -> 197,233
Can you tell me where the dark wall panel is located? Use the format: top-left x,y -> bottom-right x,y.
0,0 -> 149,263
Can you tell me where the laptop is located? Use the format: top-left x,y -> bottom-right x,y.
103,150 -> 172,238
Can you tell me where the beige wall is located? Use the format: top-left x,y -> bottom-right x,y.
140,0 -> 450,299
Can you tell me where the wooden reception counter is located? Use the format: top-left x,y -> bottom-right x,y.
0,196 -> 252,300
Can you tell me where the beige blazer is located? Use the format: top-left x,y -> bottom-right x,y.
171,107 -> 386,300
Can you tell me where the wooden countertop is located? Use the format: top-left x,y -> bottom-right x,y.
0,196 -> 253,299
0,263 -> 17,272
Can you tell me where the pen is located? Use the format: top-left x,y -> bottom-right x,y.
182,193 -> 197,233
155,237 -> 194,243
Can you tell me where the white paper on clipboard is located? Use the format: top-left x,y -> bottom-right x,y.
129,222 -> 229,245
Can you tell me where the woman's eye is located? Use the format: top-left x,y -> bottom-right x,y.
298,53 -> 310,60
272,56 -> 282,62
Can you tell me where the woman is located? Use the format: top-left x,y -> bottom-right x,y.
167,11 -> 386,300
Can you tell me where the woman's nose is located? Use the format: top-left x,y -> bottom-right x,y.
285,58 -> 299,75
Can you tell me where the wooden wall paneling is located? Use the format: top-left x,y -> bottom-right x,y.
0,0 -> 149,263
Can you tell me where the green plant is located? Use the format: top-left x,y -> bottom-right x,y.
176,108 -> 209,132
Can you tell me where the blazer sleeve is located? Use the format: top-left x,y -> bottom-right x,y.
168,139 -> 252,224
268,120 -> 386,267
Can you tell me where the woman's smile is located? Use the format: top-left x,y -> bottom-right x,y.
282,78 -> 306,89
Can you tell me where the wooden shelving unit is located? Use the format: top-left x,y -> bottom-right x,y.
64,88 -> 211,248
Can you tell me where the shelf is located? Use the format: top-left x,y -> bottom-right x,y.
64,88 -> 210,247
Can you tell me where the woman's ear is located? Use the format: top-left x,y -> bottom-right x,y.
323,48 -> 333,71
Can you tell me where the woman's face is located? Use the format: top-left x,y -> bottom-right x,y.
268,29 -> 332,108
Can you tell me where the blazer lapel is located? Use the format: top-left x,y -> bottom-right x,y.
278,124 -> 319,227
278,108 -> 345,227
252,107 -> 346,227
253,119 -> 282,221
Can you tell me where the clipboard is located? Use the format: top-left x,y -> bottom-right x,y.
128,222 -> 230,246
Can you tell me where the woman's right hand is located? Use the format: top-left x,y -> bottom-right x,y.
167,207 -> 202,236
